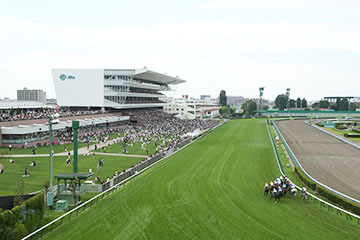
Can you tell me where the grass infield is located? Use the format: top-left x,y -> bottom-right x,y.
0,154 -> 143,196
43,119 -> 360,239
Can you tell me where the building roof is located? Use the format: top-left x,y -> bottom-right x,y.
1,115 -> 130,135
133,69 -> 185,85
55,172 -> 94,179
0,100 -> 50,110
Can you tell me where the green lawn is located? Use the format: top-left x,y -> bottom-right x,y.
44,119 -> 360,239
94,140 -> 157,156
0,142 -> 91,155
0,154 -> 143,195
325,127 -> 360,142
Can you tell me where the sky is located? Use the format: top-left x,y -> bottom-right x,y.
0,0 -> 360,102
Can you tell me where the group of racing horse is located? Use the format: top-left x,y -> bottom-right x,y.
264,175 -> 307,203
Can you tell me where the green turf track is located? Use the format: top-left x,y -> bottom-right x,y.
45,119 -> 360,239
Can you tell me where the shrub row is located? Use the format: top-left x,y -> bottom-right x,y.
353,128 -> 360,133
335,123 -> 347,130
315,122 -> 324,127
0,192 -> 44,239
344,133 -> 360,138
294,167 -> 316,191
317,186 -> 360,215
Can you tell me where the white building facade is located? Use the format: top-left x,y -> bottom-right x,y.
17,88 -> 46,103
164,99 -> 220,120
52,69 -> 185,109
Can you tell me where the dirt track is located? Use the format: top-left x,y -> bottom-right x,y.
276,119 -> 360,201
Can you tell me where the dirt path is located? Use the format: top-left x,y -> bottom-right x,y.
276,119 -> 360,201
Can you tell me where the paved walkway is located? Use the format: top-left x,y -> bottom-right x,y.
2,138 -> 146,158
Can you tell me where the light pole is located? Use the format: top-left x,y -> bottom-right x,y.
259,87 -> 265,116
47,113 -> 59,207
286,88 -> 290,110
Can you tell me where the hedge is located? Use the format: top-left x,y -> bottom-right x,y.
344,133 -> 360,138
315,122 -> 324,127
335,123 -> 347,130
0,192 -> 44,239
317,186 -> 360,215
294,167 -> 316,191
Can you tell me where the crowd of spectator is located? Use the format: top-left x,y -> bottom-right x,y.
0,109 -> 107,122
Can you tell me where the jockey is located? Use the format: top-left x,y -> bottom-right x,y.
302,187 -> 307,193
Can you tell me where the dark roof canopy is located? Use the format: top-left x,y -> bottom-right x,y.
55,172 -> 94,180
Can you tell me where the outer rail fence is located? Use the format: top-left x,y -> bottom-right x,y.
304,120 -> 360,151
266,120 -> 360,224
272,118 -> 360,205
22,120 -> 226,240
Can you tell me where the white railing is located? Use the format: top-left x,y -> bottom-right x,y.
267,120 -> 360,222
273,119 -> 360,205
22,120 -> 226,240
305,121 -> 360,150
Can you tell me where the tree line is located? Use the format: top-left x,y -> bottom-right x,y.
274,95 -> 307,110
312,98 -> 357,111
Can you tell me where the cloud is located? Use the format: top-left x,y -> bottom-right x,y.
0,15 -> 360,100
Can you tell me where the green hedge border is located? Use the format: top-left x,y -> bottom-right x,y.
294,167 -> 316,191
317,186 -> 360,215
294,166 -> 360,215
0,192 -> 44,239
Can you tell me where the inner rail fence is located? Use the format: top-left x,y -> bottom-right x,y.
267,119 -> 360,224
22,120 -> 227,240
272,118 -> 360,205
304,120 -> 360,151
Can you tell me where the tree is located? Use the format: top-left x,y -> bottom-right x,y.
275,94 -> 287,110
263,105 -> 269,111
312,102 -> 319,109
242,100 -> 257,116
301,98 -> 307,108
10,108 -> 14,116
14,179 -> 25,206
319,100 -> 329,109
296,98 -> 301,108
219,90 -> 227,106
335,97 -> 341,111
339,98 -> 349,111
43,180 -> 50,204
219,106 -> 228,115
289,99 -> 296,108
69,178 -> 78,206
350,102 -> 357,111
230,107 -> 236,115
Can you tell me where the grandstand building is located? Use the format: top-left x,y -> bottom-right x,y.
52,69 -> 185,110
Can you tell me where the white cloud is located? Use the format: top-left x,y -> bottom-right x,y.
1,14 -> 360,100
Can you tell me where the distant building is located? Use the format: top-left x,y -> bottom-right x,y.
164,98 -> 219,120
200,95 -> 211,101
227,96 -> 245,106
17,88 -> 46,103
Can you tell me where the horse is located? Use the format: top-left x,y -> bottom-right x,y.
271,190 -> 280,202
301,188 -> 308,200
278,189 -> 283,199
290,188 -> 297,197
264,185 -> 269,196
